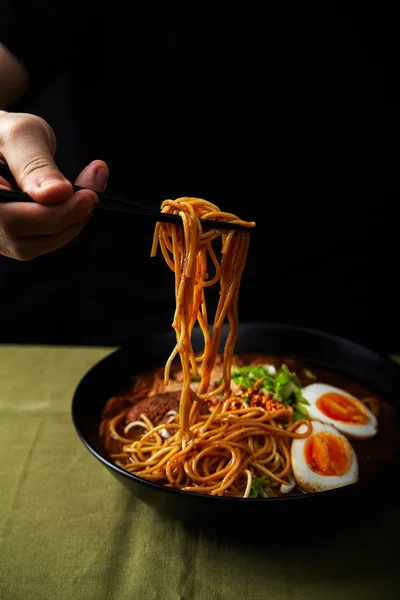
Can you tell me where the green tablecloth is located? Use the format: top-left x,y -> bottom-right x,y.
1,345 -> 399,600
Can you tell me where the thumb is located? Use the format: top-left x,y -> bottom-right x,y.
0,111 -> 73,205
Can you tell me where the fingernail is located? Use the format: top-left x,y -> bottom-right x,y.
94,166 -> 109,192
76,199 -> 94,218
37,177 -> 69,189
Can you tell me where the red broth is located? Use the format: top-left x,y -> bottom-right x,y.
100,354 -> 400,494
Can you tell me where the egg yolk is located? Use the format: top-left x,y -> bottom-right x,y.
304,432 -> 351,476
316,392 -> 369,424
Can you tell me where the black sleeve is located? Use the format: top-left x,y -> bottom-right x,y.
0,1 -> 89,91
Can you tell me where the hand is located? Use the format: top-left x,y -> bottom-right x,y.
0,110 -> 109,260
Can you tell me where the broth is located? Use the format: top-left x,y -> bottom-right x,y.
99,354 -> 400,496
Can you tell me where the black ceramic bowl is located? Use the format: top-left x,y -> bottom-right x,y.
72,322 -> 400,529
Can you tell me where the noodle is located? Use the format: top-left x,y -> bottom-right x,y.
151,197 -> 255,442
99,196 -> 313,497
102,401 -> 312,496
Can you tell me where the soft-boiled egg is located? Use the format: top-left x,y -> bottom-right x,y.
301,383 -> 378,439
291,421 -> 359,493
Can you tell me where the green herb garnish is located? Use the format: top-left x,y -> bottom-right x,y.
249,476 -> 271,498
303,368 -> 317,380
231,363 -> 310,419
231,364 -> 275,391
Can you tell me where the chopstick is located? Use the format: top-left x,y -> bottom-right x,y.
0,185 -> 184,225
0,168 -> 252,231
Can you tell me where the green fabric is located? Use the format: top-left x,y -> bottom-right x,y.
0,346 -> 399,600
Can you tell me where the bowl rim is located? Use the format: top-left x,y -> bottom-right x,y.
71,321 -> 400,504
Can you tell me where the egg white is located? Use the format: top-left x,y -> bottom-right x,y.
302,383 -> 378,439
291,421 -> 359,493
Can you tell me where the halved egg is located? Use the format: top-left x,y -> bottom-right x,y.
291,421 -> 358,493
301,383 -> 378,438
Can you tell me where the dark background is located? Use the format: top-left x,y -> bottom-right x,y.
0,2 -> 399,352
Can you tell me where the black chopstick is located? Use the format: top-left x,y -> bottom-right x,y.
0,185 -> 251,231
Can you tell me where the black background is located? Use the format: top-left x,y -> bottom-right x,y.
0,2 -> 399,352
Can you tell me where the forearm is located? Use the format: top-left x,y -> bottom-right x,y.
0,42 -> 29,109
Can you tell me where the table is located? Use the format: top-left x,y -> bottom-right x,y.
1,345 -> 399,600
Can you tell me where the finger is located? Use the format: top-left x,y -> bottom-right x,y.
0,189 -> 97,237
75,160 -> 109,192
10,219 -> 90,261
0,175 -> 13,190
0,111 -> 73,205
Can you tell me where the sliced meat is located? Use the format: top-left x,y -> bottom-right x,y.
132,366 -> 165,393
102,395 -> 130,418
125,391 -> 181,426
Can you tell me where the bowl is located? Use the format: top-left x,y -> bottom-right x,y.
72,322 -> 400,530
